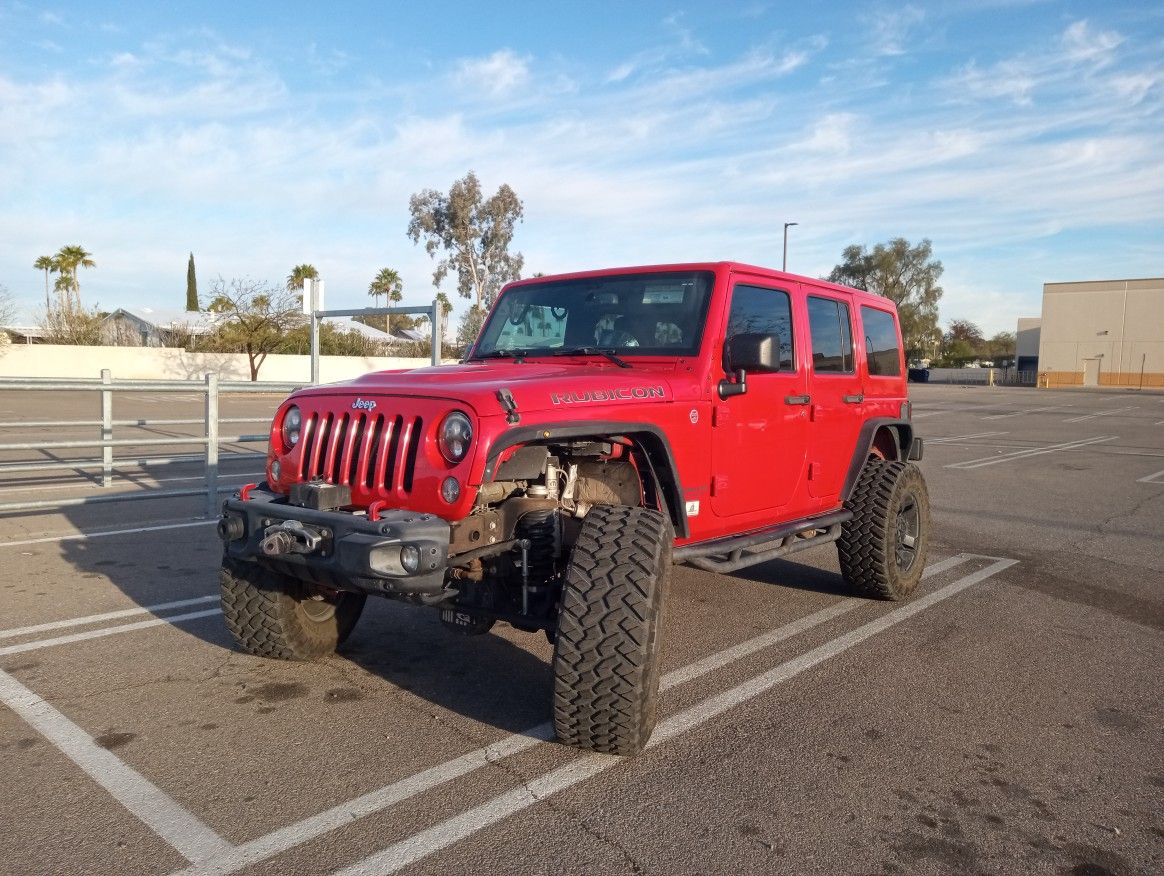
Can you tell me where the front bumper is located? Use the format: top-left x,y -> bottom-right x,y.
218,487 -> 450,597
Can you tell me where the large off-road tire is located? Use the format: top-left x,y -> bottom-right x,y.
219,557 -> 367,660
552,505 -> 672,756
837,459 -> 930,600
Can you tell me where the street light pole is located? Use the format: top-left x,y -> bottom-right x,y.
782,221 -> 798,272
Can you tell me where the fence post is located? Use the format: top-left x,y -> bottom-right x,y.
205,372 -> 219,518
101,369 -> 113,487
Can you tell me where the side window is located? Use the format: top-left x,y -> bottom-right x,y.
807,296 -> 854,373
726,284 -> 794,369
860,306 -> 902,376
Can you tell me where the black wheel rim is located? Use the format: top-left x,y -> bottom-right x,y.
894,493 -> 921,573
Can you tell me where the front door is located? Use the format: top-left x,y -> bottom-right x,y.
711,281 -> 808,518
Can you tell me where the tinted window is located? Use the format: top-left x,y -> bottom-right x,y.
861,306 -> 901,376
726,284 -> 794,369
807,296 -> 854,373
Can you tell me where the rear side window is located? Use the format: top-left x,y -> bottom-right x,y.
726,284 -> 794,369
860,306 -> 902,376
807,296 -> 854,373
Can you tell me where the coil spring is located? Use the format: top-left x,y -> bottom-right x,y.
515,509 -> 558,584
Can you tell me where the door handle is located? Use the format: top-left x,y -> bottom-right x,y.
784,394 -> 811,406
842,394 -> 864,404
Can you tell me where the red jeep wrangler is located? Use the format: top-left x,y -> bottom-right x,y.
217,262 -> 928,755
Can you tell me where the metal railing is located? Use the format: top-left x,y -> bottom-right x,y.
0,370 -> 299,517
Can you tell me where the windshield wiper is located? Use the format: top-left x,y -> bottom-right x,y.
552,347 -> 631,369
471,349 -> 528,363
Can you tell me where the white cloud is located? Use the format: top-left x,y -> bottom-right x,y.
1061,20 -> 1124,66
867,4 -> 926,57
454,49 -> 530,98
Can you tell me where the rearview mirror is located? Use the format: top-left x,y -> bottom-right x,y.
726,332 -> 783,373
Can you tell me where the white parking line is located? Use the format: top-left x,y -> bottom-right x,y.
0,595 -> 220,641
0,520 -> 216,550
171,553 -> 987,876
982,404 -> 1071,420
1136,468 -> 1164,484
0,609 -> 223,657
1063,406 -> 1138,423
329,557 -> 1018,876
0,669 -> 232,864
944,435 -> 1117,469
927,431 -> 1008,444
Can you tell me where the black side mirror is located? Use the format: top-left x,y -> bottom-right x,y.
728,332 -> 783,372
718,332 -> 784,399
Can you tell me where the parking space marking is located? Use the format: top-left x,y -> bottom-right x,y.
944,435 -> 1117,469
927,431 -> 1008,444
1136,468 -> 1164,484
0,608 -> 222,657
1063,406 -> 1138,423
0,595 -> 220,641
328,557 -> 1018,876
171,553 -> 984,876
0,520 -> 216,550
983,405 -> 1071,420
0,668 -> 233,864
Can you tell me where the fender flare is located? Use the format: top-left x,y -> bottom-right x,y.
482,421 -> 689,538
840,418 -> 919,502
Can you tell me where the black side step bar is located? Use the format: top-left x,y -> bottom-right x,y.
672,509 -> 853,574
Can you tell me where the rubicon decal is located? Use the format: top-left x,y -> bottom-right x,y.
351,398 -> 377,411
550,386 -> 666,405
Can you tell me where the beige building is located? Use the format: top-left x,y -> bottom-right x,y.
1025,278 -> 1164,388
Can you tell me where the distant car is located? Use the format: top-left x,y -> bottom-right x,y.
908,367 -> 930,383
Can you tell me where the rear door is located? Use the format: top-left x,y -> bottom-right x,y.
710,280 -> 808,517
805,292 -> 863,499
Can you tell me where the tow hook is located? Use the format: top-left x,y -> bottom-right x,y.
260,520 -> 324,557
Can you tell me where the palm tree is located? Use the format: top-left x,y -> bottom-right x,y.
53,245 -> 95,311
33,255 -> 55,311
286,264 -> 319,292
369,268 -> 402,334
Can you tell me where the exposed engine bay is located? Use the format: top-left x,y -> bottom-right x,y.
441,440 -> 644,637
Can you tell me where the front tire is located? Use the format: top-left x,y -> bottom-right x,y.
837,460 -> 930,600
552,505 -> 672,756
219,557 -> 367,660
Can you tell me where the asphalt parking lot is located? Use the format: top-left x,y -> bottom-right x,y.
1,384 -> 1161,875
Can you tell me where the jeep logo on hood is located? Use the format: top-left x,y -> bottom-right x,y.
351,398 -> 377,411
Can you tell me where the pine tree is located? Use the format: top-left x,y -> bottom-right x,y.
186,253 -> 198,312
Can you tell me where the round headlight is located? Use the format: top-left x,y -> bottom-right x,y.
281,405 -> 302,448
438,411 -> 473,464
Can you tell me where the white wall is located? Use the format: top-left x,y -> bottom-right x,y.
0,344 -> 443,383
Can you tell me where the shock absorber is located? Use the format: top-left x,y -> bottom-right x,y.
515,509 -> 559,615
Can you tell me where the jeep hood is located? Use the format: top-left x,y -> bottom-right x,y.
294,361 -> 683,417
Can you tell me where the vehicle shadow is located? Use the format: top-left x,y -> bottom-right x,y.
29,455 -> 553,735
723,551 -> 856,597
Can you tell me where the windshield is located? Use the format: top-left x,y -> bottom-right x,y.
472,271 -> 715,359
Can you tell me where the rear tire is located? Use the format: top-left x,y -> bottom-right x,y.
219,557 -> 366,660
837,460 -> 930,600
552,505 -> 671,756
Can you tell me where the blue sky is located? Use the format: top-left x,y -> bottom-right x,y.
1,1 -> 1161,335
